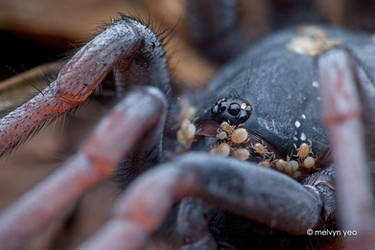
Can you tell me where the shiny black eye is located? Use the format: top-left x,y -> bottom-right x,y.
211,98 -> 228,115
219,105 -> 226,113
211,97 -> 252,125
228,103 -> 240,116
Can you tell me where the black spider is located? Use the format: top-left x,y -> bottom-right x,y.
1,1 -> 375,250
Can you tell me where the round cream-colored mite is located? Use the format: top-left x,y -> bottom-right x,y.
252,143 -> 268,155
231,128 -> 248,144
303,156 -> 316,169
210,143 -> 231,157
220,121 -> 234,134
285,160 -> 299,174
295,142 -> 311,159
180,119 -> 196,140
180,106 -> 196,122
232,148 -> 250,161
176,99 -> 197,151
216,131 -> 228,140
275,159 -> 287,171
177,129 -> 191,149
259,160 -> 271,168
179,99 -> 196,122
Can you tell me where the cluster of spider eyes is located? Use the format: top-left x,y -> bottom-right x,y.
210,121 -> 317,177
211,97 -> 252,125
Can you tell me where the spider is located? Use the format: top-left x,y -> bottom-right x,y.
0,1 -> 375,250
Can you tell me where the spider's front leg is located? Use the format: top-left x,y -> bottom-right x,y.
0,15 -> 171,156
0,86 -> 167,250
318,48 -> 375,249
77,153 -> 335,250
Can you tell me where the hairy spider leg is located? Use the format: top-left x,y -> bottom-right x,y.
318,48 -> 375,249
77,153 -> 335,250
0,87 -> 167,250
0,16 -> 171,157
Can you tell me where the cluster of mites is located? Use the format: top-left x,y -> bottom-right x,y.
176,101 -> 316,177
176,99 -> 198,150
210,121 -> 316,176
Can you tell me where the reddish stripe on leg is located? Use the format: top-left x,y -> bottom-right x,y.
318,48 -> 375,249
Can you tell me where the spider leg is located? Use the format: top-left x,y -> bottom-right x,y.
181,234 -> 217,250
185,0 -> 249,63
0,16 -> 170,156
349,55 -> 375,162
177,199 -> 217,250
0,86 -> 167,250
77,152 -> 335,250
318,48 -> 375,249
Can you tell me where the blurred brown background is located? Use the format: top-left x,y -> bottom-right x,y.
1,0 -> 375,249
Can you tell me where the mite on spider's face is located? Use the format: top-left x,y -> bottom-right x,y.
211,97 -> 252,125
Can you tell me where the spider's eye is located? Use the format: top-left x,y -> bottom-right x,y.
228,103 -> 240,116
211,99 -> 227,114
211,97 -> 252,125
219,105 -> 226,113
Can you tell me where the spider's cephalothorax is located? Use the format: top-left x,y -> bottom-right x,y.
211,97 -> 252,125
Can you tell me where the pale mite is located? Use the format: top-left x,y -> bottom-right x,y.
252,143 -> 268,155
210,142 -> 231,157
303,156 -> 316,169
296,142 -> 310,159
231,128 -> 248,144
232,148 -> 250,161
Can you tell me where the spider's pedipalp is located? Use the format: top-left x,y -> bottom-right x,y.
318,48 -> 375,249
78,152 -> 334,250
113,16 -> 171,99
0,87 -> 167,250
0,15 -> 171,157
